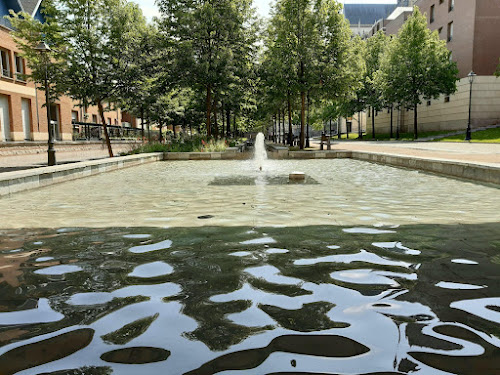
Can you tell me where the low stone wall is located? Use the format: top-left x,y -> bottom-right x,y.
267,145 -> 500,186
350,151 -> 500,186
0,153 -> 162,197
164,148 -> 248,160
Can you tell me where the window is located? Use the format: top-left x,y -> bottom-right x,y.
114,119 -> 118,125
14,54 -> 25,80
449,0 -> 454,12
444,96 -> 450,103
438,27 -> 443,35
107,118 -> 111,125
92,114 -> 98,123
430,5 -> 435,23
439,0 -> 444,4
0,50 -> 11,78
427,100 -> 432,106
71,111 -> 79,122
447,22 -> 453,42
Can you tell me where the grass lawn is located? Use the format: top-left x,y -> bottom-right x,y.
369,130 -> 453,141
331,130 -> 453,141
436,127 -> 500,143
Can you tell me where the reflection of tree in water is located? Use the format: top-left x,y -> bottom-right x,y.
0,224 -> 499,374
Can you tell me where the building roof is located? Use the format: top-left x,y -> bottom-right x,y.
344,3 -> 398,26
19,0 -> 42,16
387,6 -> 414,21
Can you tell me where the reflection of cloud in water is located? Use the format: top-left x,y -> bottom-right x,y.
129,239 -> 172,254
436,281 -> 486,290
294,249 -> 414,269
451,298 -> 500,324
451,259 -> 479,265
0,298 -> 64,325
240,237 -> 277,245
331,269 -> 417,287
34,265 -> 83,275
128,261 -> 174,278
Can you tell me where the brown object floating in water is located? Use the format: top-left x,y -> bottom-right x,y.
0,328 -> 94,375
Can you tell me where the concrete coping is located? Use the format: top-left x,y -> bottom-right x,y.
0,153 -> 163,197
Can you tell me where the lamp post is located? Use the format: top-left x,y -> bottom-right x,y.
34,41 -> 55,166
465,71 -> 476,142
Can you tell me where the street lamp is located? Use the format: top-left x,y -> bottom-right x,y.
465,71 -> 476,142
34,41 -> 55,166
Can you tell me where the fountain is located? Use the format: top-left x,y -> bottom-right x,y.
1,142 -> 500,374
253,132 -> 268,171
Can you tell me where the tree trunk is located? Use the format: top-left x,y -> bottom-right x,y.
206,84 -> 212,137
158,119 -> 163,144
371,107 -> 375,139
358,111 -> 363,139
306,92 -> 310,148
140,106 -> 145,143
281,108 -> 285,144
414,103 -> 418,139
226,109 -> 231,138
277,110 -> 280,144
233,113 -> 237,136
390,106 -> 393,139
221,101 -> 225,138
213,98 -> 219,139
172,120 -> 177,139
300,91 -> 305,149
287,96 -> 293,146
97,100 -> 113,157
147,112 -> 151,143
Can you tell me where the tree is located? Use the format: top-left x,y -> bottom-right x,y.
263,0 -> 351,148
375,7 -> 458,139
361,31 -> 387,139
157,0 -> 256,138
57,0 -> 148,156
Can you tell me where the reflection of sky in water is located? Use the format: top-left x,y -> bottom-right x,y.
0,224 -> 499,374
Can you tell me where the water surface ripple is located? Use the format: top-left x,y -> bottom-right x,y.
0,224 -> 499,374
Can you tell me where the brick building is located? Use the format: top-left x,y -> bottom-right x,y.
0,0 -> 137,143
366,0 -> 500,134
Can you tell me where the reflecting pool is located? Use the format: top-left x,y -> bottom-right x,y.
0,158 -> 499,374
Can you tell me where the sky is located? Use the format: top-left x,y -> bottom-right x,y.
133,0 -> 397,20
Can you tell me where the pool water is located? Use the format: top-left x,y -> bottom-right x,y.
0,159 -> 499,374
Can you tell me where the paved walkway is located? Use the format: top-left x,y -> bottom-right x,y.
0,143 -> 138,173
309,140 -> 500,167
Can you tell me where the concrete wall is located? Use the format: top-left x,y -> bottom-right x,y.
368,75 -> 500,134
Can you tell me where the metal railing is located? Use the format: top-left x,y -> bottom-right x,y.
72,121 -> 144,141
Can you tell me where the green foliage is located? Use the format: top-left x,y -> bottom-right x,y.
375,7 -> 458,138
128,137 -> 230,154
156,0 -> 258,136
8,1 -> 67,101
436,127 -> 500,143
261,0 -> 351,148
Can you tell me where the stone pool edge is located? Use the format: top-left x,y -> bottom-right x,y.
268,147 -> 500,186
1,148 -> 499,197
0,153 -> 163,197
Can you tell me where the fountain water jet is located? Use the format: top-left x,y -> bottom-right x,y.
253,133 -> 268,171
